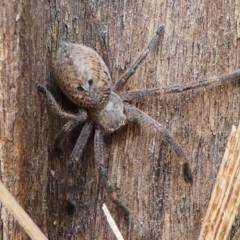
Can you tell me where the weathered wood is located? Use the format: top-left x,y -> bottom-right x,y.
199,125 -> 240,240
0,0 -> 50,239
1,0 -> 240,239
47,1 -> 240,239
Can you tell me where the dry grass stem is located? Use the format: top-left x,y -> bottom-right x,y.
102,203 -> 124,240
0,181 -> 48,240
198,125 -> 240,240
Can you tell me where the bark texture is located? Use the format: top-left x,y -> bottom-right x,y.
1,0 -> 240,239
0,1 -> 50,239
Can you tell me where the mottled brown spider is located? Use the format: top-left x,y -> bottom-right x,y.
37,25 -> 240,221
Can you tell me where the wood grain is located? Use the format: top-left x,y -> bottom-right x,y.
1,0 -> 240,239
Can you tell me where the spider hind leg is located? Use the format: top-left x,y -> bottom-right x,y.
64,122 -> 93,214
124,103 -> 193,183
94,129 -> 130,221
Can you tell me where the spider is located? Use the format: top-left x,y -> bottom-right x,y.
37,25 -> 240,221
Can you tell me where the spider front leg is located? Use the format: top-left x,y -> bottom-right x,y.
37,84 -> 87,122
94,128 -> 130,221
113,25 -> 165,91
120,88 -> 165,101
124,103 -> 192,183
121,69 -> 240,101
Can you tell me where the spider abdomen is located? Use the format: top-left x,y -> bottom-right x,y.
54,42 -> 111,108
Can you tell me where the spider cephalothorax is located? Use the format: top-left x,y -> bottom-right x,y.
38,24 -> 240,220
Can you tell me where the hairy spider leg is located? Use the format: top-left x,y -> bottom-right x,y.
70,122 -> 94,162
172,69 -> 240,91
113,25 -> 165,91
54,120 -> 82,149
121,69 -> 240,101
37,84 -> 87,122
64,122 -> 94,213
94,129 -> 130,221
124,104 -> 193,183
220,69 -> 240,82
120,88 -> 166,102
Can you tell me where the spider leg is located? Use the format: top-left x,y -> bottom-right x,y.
94,128 -> 130,221
54,120 -> 82,149
37,84 -> 87,122
65,122 -> 93,213
113,25 -> 165,91
124,103 -> 192,183
166,69 -> 240,92
120,88 -> 165,101
70,122 -> 94,162
121,69 -> 240,101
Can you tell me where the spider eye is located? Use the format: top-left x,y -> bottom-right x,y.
88,79 -> 93,86
77,86 -> 85,91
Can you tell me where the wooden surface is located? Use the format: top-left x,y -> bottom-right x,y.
0,1 -> 49,239
199,125 -> 240,240
1,0 -> 240,239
